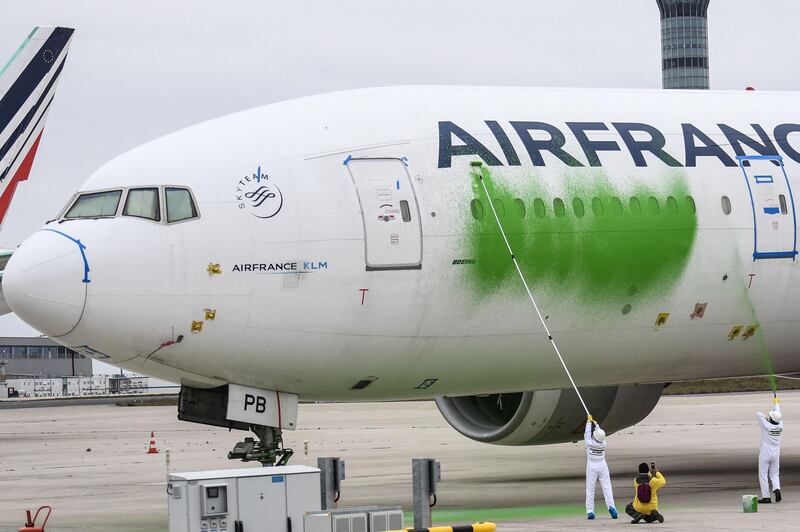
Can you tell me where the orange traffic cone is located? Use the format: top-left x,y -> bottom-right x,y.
147,432 -> 159,454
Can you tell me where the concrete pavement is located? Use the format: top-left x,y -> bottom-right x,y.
0,391 -> 797,531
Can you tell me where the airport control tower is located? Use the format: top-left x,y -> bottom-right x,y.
656,0 -> 710,89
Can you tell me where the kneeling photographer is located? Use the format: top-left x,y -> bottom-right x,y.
625,461 -> 666,524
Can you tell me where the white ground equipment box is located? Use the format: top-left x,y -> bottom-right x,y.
168,466 -> 320,532
304,507 -> 403,532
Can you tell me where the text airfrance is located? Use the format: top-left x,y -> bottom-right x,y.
232,261 -> 328,273
438,121 -> 800,168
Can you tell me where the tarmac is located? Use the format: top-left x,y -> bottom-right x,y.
0,391 -> 797,531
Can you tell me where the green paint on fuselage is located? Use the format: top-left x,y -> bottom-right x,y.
466,166 -> 698,303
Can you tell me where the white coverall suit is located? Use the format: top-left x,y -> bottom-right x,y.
757,403 -> 783,499
585,421 -> 615,514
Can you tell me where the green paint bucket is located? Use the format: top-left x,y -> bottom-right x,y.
742,495 -> 758,513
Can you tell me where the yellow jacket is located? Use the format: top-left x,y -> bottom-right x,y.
633,471 -> 666,515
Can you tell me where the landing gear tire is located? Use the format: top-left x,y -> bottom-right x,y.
228,424 -> 294,467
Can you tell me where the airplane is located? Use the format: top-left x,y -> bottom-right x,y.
2,61 -> 799,463
0,26 -> 74,315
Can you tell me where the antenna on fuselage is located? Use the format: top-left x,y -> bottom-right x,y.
471,161 -> 592,418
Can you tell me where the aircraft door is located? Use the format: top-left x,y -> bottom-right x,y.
739,155 -> 798,260
345,157 -> 423,270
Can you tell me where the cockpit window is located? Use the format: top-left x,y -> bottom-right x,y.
59,186 -> 199,224
123,188 -> 160,221
165,187 -> 198,223
64,190 -> 122,219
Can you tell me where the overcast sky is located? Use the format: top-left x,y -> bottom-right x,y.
0,0 -> 798,345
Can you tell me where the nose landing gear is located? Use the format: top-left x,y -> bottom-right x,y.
228,424 -> 294,467
178,384 -> 298,467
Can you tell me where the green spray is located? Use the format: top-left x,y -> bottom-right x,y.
465,166 -> 698,304
740,284 -> 778,393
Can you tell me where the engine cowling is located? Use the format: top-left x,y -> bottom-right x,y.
435,384 -> 665,445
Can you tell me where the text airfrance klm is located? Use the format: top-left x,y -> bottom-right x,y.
438,121 -> 800,168
232,261 -> 328,273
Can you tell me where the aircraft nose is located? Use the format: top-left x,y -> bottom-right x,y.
3,229 -> 89,337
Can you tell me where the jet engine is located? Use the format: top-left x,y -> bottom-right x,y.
435,384 -> 665,445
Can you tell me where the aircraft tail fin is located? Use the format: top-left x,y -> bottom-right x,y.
0,26 -> 74,230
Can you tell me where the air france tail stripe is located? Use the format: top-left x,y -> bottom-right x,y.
0,97 -> 53,183
0,58 -> 65,170
0,131 -> 43,223
0,27 -> 73,133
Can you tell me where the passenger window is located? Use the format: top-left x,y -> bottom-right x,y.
165,188 -> 198,223
533,198 -> 546,218
721,196 -> 732,215
685,195 -> 696,214
666,196 -> 678,214
629,197 -> 642,215
514,198 -> 526,218
648,197 -> 660,215
610,197 -> 622,216
123,188 -> 160,221
470,199 -> 483,220
573,198 -> 585,218
399,200 -> 411,222
493,199 -> 505,217
65,190 -> 122,219
779,194 -> 788,215
553,198 -> 566,218
591,197 -> 604,216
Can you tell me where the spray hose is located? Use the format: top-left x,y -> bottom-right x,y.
472,164 -> 591,418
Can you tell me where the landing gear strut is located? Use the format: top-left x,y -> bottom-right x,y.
228,424 -> 294,467
178,384 -> 296,467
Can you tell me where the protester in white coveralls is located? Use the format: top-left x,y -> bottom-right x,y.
585,415 -> 617,520
757,396 -> 783,504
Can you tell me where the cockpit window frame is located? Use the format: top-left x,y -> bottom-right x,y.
57,185 -> 201,225
61,188 -> 124,220
123,187 -> 162,222
163,186 -> 200,225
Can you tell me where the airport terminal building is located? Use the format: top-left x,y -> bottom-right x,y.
0,336 -> 91,378
0,336 -> 148,398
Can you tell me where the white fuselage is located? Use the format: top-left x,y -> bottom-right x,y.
4,86 -> 800,401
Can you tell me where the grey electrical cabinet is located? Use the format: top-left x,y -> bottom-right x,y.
304,507 -> 403,532
369,509 -> 404,532
168,465 -> 320,532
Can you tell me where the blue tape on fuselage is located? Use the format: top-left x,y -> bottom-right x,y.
42,228 -> 90,283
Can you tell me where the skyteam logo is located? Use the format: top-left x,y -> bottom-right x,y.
234,165 -> 283,219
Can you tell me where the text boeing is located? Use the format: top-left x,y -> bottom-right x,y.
438,121 -> 800,169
